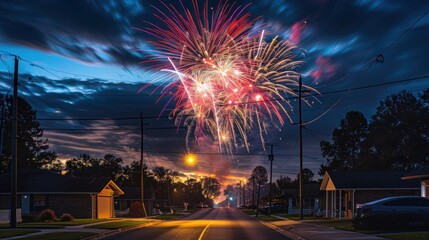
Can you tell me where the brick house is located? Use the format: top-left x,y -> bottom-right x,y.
320,171 -> 420,219
0,169 -> 124,219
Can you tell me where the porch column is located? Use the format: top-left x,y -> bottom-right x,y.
331,191 -> 334,218
334,190 -> 336,218
339,190 -> 342,220
325,190 -> 328,218
352,190 -> 355,216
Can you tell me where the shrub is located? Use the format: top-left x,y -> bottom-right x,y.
128,201 -> 145,218
38,209 -> 57,221
22,213 -> 37,223
60,213 -> 74,221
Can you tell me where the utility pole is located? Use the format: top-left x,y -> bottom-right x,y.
242,180 -> 246,207
140,113 -> 148,218
267,143 -> 277,216
298,76 -> 304,220
10,56 -> 19,228
0,98 -> 5,164
251,176 -> 255,206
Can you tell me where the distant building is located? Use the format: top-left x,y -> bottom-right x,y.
0,169 -> 124,221
401,166 -> 429,198
115,186 -> 165,215
320,171 -> 420,218
273,183 -> 324,215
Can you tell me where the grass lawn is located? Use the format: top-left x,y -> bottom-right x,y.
0,229 -> 39,239
378,232 -> 429,240
19,232 -> 97,240
240,209 -> 256,215
86,220 -> 147,229
255,216 -> 283,221
276,214 -> 319,221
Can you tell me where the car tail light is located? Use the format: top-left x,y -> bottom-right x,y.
362,207 -> 372,214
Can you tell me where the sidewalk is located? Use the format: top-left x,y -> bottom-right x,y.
1,218 -> 159,240
266,219 -> 384,240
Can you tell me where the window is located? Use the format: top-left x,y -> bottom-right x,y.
33,195 -> 46,207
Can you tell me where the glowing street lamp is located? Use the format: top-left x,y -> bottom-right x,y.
185,154 -> 196,166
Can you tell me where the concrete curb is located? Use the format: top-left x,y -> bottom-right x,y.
260,221 -> 307,240
81,221 -> 160,240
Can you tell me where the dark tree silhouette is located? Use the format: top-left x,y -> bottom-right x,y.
0,95 -> 51,173
319,90 -> 429,174
251,165 -> 268,217
319,111 -> 368,174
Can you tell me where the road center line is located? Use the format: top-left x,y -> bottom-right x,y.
197,222 -> 212,240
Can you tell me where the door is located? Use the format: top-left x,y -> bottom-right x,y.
97,195 -> 113,219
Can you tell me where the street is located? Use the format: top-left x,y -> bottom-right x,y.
105,208 -> 289,240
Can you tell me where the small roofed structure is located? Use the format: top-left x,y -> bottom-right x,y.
320,171 -> 420,219
273,183 -> 324,215
401,166 -> 429,198
0,169 -> 124,221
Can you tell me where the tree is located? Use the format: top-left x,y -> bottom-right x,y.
276,175 -> 292,190
319,111 -> 368,175
365,90 -> 429,170
0,95 -> 52,173
251,165 -> 268,217
186,178 -> 205,205
120,161 -> 154,188
319,90 -> 429,173
296,168 -> 315,183
152,166 -> 173,207
202,177 -> 221,199
38,151 -> 63,173
223,184 -> 235,197
65,154 -> 123,181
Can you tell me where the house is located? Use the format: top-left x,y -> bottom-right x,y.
272,183 -> 325,215
0,169 -> 124,220
320,171 -> 420,219
401,166 -> 429,198
115,186 -> 162,215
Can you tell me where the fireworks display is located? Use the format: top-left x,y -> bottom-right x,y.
139,0 -> 317,153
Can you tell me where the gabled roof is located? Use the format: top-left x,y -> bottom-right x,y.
0,169 -> 124,195
320,170 -> 420,191
401,166 -> 429,180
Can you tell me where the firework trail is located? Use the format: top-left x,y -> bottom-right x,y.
138,0 -> 317,154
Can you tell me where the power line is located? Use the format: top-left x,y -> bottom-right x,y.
219,74 -> 429,106
1,74 -> 426,122
384,9 -> 429,54
44,126 -> 185,131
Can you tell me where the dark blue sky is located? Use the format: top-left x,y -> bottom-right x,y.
1,0 -> 428,188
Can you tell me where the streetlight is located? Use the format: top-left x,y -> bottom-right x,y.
185,154 -> 196,166
184,154 -> 196,209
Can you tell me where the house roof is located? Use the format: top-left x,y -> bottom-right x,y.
275,183 -> 324,199
0,169 -> 124,195
116,186 -> 155,200
401,166 -> 429,180
320,170 -> 421,191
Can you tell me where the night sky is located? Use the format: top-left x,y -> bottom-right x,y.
1,0 -> 429,191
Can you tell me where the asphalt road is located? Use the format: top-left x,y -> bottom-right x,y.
105,208 -> 290,240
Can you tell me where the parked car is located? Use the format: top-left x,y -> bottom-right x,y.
261,203 -> 287,214
353,196 -> 429,229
